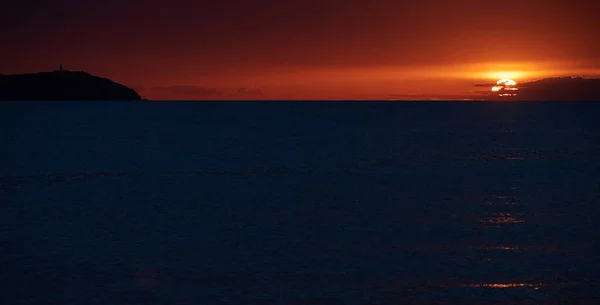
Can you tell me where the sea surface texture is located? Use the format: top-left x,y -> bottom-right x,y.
1,101 -> 600,304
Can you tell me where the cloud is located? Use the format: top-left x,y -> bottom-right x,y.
386,93 -> 483,101
151,85 -> 223,96
473,83 -> 496,87
236,87 -> 264,95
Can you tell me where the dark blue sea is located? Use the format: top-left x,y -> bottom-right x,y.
1,101 -> 600,304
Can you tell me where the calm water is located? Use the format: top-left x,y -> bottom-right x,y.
1,101 -> 600,304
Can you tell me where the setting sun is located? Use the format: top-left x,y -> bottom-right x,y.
491,79 -> 519,97
497,79 -> 517,86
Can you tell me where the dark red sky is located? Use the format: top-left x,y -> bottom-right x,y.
2,0 -> 599,99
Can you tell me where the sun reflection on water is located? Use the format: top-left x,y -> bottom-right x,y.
481,194 -> 521,206
465,282 -> 544,289
478,188 -> 526,206
473,245 -> 521,251
472,187 -> 527,255
479,212 -> 526,226
476,189 -> 527,226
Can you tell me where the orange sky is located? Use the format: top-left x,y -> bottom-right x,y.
2,0 -> 599,100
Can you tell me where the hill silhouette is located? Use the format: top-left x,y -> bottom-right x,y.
0,70 -> 142,101
485,77 -> 600,101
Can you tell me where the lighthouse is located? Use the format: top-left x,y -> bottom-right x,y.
59,64 -> 63,71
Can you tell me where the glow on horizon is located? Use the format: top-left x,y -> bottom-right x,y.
302,61 -> 600,82
127,60 -> 600,99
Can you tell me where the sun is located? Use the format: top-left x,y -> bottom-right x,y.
491,79 -> 519,96
497,79 -> 517,86
492,79 -> 517,90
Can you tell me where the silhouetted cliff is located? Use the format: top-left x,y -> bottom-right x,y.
487,77 -> 600,101
0,70 -> 142,101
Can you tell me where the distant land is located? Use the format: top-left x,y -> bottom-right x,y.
0,70 -> 142,101
478,77 -> 600,101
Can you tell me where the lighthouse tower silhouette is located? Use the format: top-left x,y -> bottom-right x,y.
59,64 -> 63,71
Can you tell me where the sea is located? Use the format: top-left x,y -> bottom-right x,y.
1,101 -> 599,304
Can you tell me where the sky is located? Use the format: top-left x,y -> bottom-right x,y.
1,0 -> 599,100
